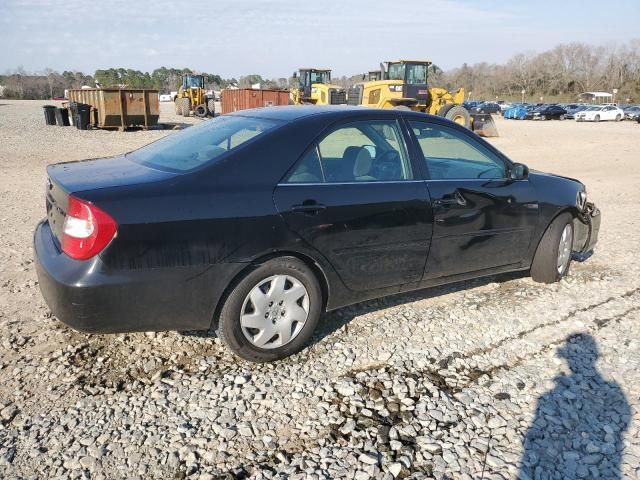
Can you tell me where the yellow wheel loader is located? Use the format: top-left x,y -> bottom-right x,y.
291,68 -> 347,106
174,74 -> 215,118
347,60 -> 498,137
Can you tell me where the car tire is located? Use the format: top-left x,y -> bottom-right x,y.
540,115 -> 547,121
531,212 -> 574,284
194,104 -> 207,117
615,114 -> 622,121
594,114 -> 600,122
559,114 -> 565,120
174,100 -> 181,115
217,257 -> 322,362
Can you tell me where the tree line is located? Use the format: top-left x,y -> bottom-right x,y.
2,39 -> 639,102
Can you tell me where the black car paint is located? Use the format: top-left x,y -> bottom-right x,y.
35,107 -> 599,334
526,105 -> 568,120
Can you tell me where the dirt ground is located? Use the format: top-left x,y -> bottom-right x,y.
0,100 -> 639,479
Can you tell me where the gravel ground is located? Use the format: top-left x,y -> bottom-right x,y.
0,100 -> 639,479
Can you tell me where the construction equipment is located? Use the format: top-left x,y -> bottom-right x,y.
291,68 -> 347,105
347,60 -> 498,137
174,74 -> 215,117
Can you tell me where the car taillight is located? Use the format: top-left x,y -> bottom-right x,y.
62,195 -> 117,260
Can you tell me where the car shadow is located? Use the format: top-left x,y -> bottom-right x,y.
310,271 -> 527,346
183,271 -> 528,344
519,333 -> 630,479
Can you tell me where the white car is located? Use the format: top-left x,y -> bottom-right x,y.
575,105 -> 624,122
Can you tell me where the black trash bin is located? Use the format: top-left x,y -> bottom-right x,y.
54,107 -> 70,126
42,105 -> 57,125
73,103 -> 91,130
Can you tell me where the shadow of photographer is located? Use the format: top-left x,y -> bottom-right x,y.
519,333 -> 630,479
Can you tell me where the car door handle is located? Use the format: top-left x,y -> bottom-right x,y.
433,191 -> 467,208
291,202 -> 327,215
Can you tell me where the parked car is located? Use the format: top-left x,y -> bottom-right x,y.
622,105 -> 640,120
472,102 -> 501,114
504,104 -> 535,120
564,104 -> 590,120
34,106 -> 601,361
575,105 -> 625,122
526,104 -> 568,120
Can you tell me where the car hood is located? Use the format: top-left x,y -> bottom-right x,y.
529,169 -> 584,188
47,154 -> 177,194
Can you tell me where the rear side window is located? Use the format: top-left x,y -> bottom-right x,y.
284,119 -> 413,183
128,115 -> 280,172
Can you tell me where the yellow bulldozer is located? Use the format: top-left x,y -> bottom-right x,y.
347,60 -> 498,137
174,74 -> 215,117
291,68 -> 347,106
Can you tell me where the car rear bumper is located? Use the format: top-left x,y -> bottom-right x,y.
574,202 -> 601,255
34,220 -> 245,334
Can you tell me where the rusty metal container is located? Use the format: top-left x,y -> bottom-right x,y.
221,88 -> 290,114
67,88 -> 159,130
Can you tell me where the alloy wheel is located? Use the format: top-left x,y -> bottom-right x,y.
557,224 -> 573,275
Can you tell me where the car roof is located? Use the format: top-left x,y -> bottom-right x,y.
227,105 -> 412,122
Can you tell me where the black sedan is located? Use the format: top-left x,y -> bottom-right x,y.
35,106 -> 600,362
526,104 -> 568,120
472,102 -> 501,114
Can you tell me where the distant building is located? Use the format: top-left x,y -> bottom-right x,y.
0,85 -> 4,97
579,91 -> 613,104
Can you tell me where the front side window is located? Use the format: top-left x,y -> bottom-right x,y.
410,121 -> 506,180
128,115 -> 280,172
387,63 -> 405,81
285,120 -> 413,183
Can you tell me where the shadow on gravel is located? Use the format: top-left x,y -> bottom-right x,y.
519,333 -> 630,480
182,271 -> 528,347
311,271 -> 528,347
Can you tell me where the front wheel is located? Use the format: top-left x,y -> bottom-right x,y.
594,114 -> 600,122
615,114 -> 622,121
531,213 -> 574,283
217,257 -> 322,362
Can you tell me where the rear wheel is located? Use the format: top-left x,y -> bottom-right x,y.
180,98 -> 190,117
444,105 -> 471,128
217,257 -> 322,362
531,213 -> 574,283
615,113 -> 622,121
594,114 -> 600,122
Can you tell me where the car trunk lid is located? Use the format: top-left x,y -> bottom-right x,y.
45,155 -> 177,246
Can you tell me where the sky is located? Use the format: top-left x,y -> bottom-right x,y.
0,0 -> 638,78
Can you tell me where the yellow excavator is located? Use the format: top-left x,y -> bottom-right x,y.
174,74 -> 215,117
348,60 -> 498,137
291,68 -> 347,105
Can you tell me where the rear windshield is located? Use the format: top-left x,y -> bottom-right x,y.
127,115 -> 280,172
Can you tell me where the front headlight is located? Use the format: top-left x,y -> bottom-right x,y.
577,190 -> 587,210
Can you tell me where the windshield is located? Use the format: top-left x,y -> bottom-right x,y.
127,115 -> 280,172
184,76 -> 203,89
309,70 -> 329,84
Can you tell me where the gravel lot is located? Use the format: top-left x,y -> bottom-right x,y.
0,100 -> 639,479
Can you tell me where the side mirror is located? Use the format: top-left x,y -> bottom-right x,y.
292,72 -> 297,79
510,163 -> 529,180
362,74 -> 366,81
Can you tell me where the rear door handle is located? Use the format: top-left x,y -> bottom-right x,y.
291,203 -> 327,215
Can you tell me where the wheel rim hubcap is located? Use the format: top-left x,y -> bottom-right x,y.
240,275 -> 309,349
557,224 -> 573,274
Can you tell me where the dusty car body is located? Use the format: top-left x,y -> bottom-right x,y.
35,106 -> 601,361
